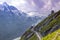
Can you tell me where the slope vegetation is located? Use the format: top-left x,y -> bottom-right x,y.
20,10 -> 60,40
42,29 -> 60,40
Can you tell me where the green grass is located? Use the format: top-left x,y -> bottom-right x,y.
42,29 -> 60,40
20,33 -> 38,40
20,29 -> 33,40
40,15 -> 60,33
41,14 -> 60,40
29,34 -> 38,40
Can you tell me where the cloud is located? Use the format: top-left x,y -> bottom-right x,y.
53,2 -> 60,11
13,37 -> 21,40
0,0 -> 11,4
0,0 -> 60,17
10,0 -> 27,7
39,0 -> 60,15
41,0 -> 52,10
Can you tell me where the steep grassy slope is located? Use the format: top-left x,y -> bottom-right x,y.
20,10 -> 60,40
29,34 -> 38,40
42,29 -> 60,40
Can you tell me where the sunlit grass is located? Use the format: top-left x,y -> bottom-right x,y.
42,29 -> 60,40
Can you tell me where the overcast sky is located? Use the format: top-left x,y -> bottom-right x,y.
0,0 -> 60,16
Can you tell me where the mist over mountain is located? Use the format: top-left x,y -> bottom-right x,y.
0,2 -> 45,40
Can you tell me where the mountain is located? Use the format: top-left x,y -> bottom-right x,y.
0,2 -> 45,40
20,10 -> 60,40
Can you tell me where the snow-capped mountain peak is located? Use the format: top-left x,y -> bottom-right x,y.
2,2 -> 10,11
3,2 -> 9,7
0,2 -> 22,16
